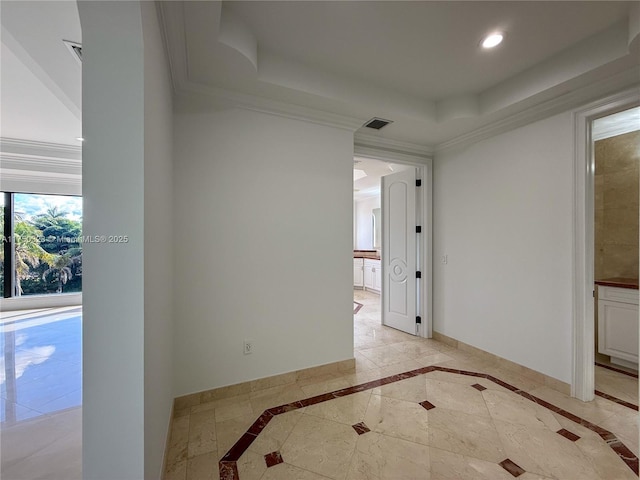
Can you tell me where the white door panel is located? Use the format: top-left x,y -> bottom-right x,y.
382,168 -> 416,335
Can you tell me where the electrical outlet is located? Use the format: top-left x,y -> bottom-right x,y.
442,254 -> 448,265
243,339 -> 253,355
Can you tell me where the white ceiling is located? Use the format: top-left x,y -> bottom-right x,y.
227,1 -> 629,101
161,1 -> 640,149
353,157 -> 411,201
0,1 -> 638,152
0,1 -> 82,146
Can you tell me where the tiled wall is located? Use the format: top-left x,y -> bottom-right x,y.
594,130 -> 640,280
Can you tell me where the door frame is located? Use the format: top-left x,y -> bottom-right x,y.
354,145 -> 433,338
571,87 -> 640,401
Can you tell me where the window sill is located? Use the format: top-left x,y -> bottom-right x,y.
0,293 -> 82,312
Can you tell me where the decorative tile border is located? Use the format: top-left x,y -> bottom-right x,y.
557,428 -> 581,442
595,362 -> 639,379
264,451 -> 283,468
595,390 -> 638,411
351,422 -> 370,435
218,366 -> 639,479
353,301 -> 364,314
419,399 -> 436,411
499,458 -> 525,477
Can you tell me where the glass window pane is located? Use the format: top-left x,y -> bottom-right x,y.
0,192 -> 4,297
13,194 -> 82,296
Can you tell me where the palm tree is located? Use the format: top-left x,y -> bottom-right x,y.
31,205 -> 81,255
13,222 -> 49,295
42,253 -> 75,294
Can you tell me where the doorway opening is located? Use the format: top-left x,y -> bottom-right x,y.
352,153 -> 432,355
353,158 -> 410,347
591,106 -> 639,406
572,87 -> 639,403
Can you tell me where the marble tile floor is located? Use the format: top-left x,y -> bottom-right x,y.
595,363 -> 638,409
166,290 -> 640,480
0,306 -> 82,480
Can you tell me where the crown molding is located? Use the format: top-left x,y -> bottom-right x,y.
354,145 -> 433,167
435,67 -> 640,154
0,170 -> 81,184
156,1 -> 178,94
0,138 -> 81,177
162,1 -> 638,153
355,133 -> 434,160
0,138 -> 82,195
0,169 -> 81,196
160,2 -> 365,132
0,137 -> 82,161
0,154 -> 81,176
178,79 -> 365,132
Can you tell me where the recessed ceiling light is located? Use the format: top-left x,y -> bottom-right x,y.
481,33 -> 504,49
76,137 -> 85,142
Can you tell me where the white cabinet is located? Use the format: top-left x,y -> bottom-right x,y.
354,258 -> 364,288
373,261 -> 382,291
363,259 -> 381,293
363,261 -> 374,290
598,286 -> 639,367
355,257 -> 381,292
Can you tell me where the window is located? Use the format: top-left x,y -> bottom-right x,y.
2,192 -> 82,297
1,194 -> 5,298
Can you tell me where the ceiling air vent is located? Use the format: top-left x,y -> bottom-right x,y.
63,40 -> 82,64
363,117 -> 393,130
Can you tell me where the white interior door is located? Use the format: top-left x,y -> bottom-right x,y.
382,168 -> 417,335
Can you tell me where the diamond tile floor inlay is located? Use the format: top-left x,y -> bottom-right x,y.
4,293 -> 638,479
353,301 -> 363,314
351,422 -> 370,435
263,450 -> 283,468
164,291 -> 639,480
215,366 -> 639,479
419,399 -> 436,411
499,458 -> 525,477
557,428 -> 581,442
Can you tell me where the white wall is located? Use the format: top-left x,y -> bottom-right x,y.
433,112 -> 573,383
355,196 -> 380,250
80,2 -> 174,478
141,3 -> 174,479
173,101 -> 354,395
80,1 -> 145,478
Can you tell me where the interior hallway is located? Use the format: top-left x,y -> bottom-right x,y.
0,298 -> 636,480
165,290 -> 638,480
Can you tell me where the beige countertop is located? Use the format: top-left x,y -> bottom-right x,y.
353,250 -> 380,260
595,278 -> 639,290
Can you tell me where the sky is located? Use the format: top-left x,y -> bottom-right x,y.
12,193 -> 82,222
